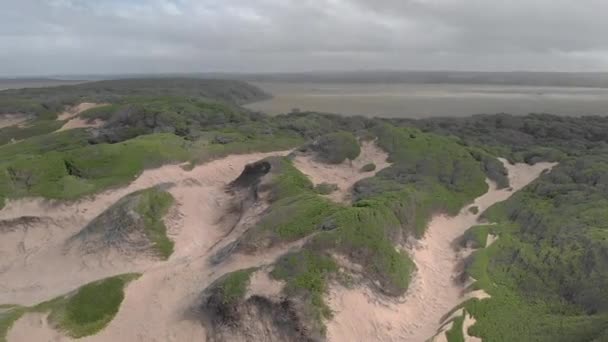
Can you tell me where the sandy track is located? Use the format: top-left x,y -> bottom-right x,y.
4,150 -> 303,341
326,159 -> 557,342
293,140 -> 391,203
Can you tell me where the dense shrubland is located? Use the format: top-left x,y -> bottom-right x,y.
417,114 -> 608,341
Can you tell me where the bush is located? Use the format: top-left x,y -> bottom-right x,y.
315,182 -> 339,195
312,131 -> 361,164
360,163 -> 376,172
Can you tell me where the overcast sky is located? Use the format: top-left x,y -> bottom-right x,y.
2,0 -> 608,76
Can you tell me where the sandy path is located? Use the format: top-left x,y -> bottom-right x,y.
326,159 -> 557,342
293,140 -> 391,203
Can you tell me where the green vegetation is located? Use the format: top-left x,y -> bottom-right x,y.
468,206 -> 479,214
314,182 -> 339,195
360,162 -> 376,172
0,78 -> 268,119
461,224 -> 492,248
214,269 -> 256,305
445,313 -> 465,342
458,155 -> 608,340
271,251 -> 338,324
137,188 -> 175,259
0,274 -> 139,340
311,131 -> 361,164
0,306 -> 25,342
0,120 -> 64,145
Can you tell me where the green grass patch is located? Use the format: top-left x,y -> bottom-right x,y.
0,306 -> 26,342
215,269 -> 256,305
461,225 -> 492,249
136,188 -> 175,259
0,274 -> 140,339
0,119 -> 64,146
314,182 -> 338,195
445,313 -> 465,342
271,251 -> 338,322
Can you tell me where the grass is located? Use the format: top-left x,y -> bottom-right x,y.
0,130 -> 303,209
445,313 -> 465,342
314,182 -> 338,195
0,119 -> 64,145
0,274 -> 140,340
271,251 -> 338,323
40,273 -> 140,338
136,188 -> 175,259
0,306 -> 26,342
461,224 -> 493,248
215,269 -> 256,305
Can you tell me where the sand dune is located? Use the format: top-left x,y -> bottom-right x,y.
3,145 -> 557,341
326,159 -> 557,342
3,150 -> 304,342
293,140 -> 391,203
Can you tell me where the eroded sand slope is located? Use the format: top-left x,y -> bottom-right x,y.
326,159 -> 556,342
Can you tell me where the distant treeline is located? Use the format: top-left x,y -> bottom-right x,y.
202,70 -> 608,88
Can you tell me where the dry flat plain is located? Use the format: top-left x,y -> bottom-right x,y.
245,82 -> 608,118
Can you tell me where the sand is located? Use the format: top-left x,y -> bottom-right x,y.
56,103 -> 106,121
293,140 -> 391,203
0,114 -> 28,129
3,148 -> 557,341
326,159 -> 557,342
54,103 -> 107,132
3,150 -> 313,342
57,118 -> 104,132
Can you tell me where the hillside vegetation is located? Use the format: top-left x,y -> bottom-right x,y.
413,114 -> 608,341
2,80 -> 608,341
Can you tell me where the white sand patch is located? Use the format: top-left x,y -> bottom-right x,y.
6,313 -> 62,342
293,140 -> 391,203
5,150 -> 310,342
0,114 -> 28,129
57,118 -> 104,132
246,268 -> 284,299
56,103 -> 107,121
486,233 -> 498,247
326,159 -> 557,342
55,103 -> 108,132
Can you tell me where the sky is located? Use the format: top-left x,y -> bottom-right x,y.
2,0 -> 608,76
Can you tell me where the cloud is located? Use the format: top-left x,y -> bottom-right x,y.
1,0 -> 608,75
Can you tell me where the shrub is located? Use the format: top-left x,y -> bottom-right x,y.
315,182 -> 339,195
360,163 -> 376,172
312,131 -> 361,164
